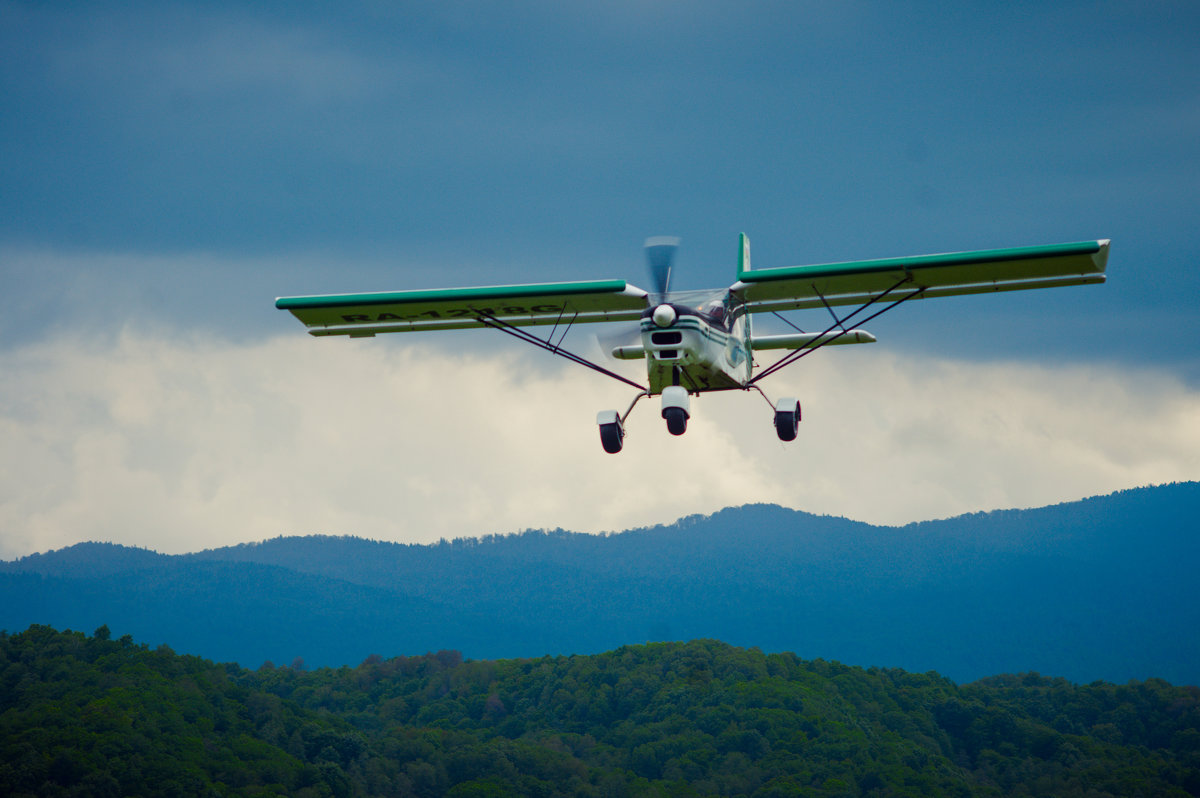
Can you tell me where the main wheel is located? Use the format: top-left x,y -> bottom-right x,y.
599,422 -> 624,453
774,401 -> 801,441
664,407 -> 688,436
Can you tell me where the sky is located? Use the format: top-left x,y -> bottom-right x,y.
1,1 -> 1198,559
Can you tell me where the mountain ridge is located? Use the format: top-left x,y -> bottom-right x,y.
3,482 -> 1198,684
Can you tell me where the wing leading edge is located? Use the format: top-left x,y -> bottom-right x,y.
276,280 -> 650,337
731,239 -> 1109,313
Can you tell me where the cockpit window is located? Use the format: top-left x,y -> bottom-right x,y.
702,300 -> 729,330
642,290 -> 738,332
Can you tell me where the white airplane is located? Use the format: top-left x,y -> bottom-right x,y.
277,234 -> 1109,453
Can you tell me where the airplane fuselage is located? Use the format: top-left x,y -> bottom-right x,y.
639,296 -> 752,394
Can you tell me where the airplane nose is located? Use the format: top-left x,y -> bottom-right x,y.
652,304 -> 677,328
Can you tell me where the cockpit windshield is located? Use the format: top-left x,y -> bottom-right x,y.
664,289 -> 737,331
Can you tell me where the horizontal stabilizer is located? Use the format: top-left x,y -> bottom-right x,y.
750,330 -> 876,350
611,344 -> 646,360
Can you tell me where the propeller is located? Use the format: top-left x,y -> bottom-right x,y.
597,322 -> 642,361
596,236 -> 681,361
644,236 -> 680,297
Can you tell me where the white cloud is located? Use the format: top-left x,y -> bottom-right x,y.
1,329 -> 1197,559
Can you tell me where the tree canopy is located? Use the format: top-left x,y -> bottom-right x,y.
2,625 -> 1198,796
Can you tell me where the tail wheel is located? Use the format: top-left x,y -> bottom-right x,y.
663,407 -> 688,436
774,400 -> 801,442
599,422 -> 624,453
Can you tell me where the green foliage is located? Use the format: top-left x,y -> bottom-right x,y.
2,626 -> 1198,796
0,625 -> 333,796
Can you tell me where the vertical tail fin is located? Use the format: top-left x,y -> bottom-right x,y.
736,233 -> 753,353
737,232 -> 751,278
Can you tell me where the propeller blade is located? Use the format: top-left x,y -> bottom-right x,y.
644,236 -> 680,296
596,321 -> 642,361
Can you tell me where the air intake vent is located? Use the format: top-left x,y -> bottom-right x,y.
651,332 -> 683,345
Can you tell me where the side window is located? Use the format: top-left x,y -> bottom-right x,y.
703,301 -> 729,330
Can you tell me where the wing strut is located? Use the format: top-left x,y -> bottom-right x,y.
815,286 -> 847,332
473,310 -> 649,392
771,311 -> 808,334
766,284 -> 847,336
546,305 -> 575,352
750,276 -> 924,385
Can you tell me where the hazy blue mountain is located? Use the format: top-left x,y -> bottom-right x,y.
0,558 -> 545,669
3,483 -> 1197,684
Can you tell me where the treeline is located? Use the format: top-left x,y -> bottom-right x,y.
2,626 -> 1198,797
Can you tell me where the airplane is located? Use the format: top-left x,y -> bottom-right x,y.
276,234 -> 1109,453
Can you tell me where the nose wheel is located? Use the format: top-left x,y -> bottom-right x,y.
660,386 -> 691,436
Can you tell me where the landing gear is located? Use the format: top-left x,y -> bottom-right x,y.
661,386 -> 690,436
663,407 -> 688,435
597,410 -> 625,454
774,397 -> 801,442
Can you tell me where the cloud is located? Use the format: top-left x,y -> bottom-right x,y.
1,329 -> 1198,559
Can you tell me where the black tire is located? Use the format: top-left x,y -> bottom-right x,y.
600,422 -> 624,453
664,407 -> 688,436
774,401 -> 800,441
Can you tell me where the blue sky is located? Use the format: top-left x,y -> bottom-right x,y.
1,1 -> 1198,557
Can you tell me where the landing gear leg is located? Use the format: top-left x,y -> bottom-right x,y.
596,392 -> 650,454
774,397 -> 801,442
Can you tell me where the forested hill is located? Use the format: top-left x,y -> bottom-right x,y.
2,482 -> 1198,684
4,626 -> 1199,797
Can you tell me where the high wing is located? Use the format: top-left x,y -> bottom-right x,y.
731,238 -> 1109,313
277,279 -> 650,337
